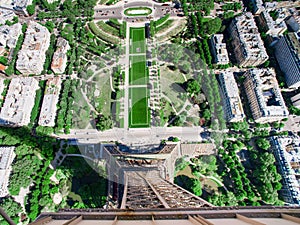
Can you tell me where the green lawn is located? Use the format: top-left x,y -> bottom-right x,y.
129,55 -> 148,85
130,27 -> 146,54
129,87 -> 150,128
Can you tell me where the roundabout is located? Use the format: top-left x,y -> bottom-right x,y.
124,7 -> 153,17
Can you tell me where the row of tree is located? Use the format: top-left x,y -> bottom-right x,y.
54,79 -> 76,134
218,142 -> 257,203
250,140 -> 283,204
29,81 -> 45,129
181,0 -> 214,16
221,2 -> 242,11
189,12 -> 222,38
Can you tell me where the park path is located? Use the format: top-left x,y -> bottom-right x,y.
156,18 -> 183,37
123,22 -> 131,129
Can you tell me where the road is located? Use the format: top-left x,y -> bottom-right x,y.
58,126 -> 207,146
94,0 -> 181,21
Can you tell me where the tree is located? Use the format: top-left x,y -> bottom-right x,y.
0,197 -> 22,224
26,4 -> 35,16
96,115 -> 113,131
45,21 -> 55,32
185,79 -> 200,96
206,17 -> 222,35
256,138 -> 271,150
174,175 -> 202,196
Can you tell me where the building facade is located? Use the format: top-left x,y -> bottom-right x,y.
243,68 -> 289,123
274,32 -> 300,89
251,0 -> 264,14
229,13 -> 269,67
16,21 -> 50,75
218,71 -> 244,122
0,146 -> 15,197
269,136 -> 300,205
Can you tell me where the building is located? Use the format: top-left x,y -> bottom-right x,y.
286,16 -> 300,32
269,136 -> 300,205
243,68 -> 289,123
0,8 -> 16,25
38,77 -> 61,127
0,146 -> 15,197
0,78 -> 5,97
51,38 -> 70,74
251,0 -> 264,15
0,22 -> 22,73
210,34 -> 230,65
0,77 -> 39,126
218,71 -> 244,122
0,22 -> 22,50
16,21 -> 50,75
291,93 -> 300,109
228,13 -> 269,67
0,0 -> 33,15
257,10 -> 287,37
274,32 -> 300,89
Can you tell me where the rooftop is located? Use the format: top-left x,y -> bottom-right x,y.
219,71 -> 244,122
244,68 -> 289,121
16,21 -> 50,75
270,136 -> 300,205
38,77 -> 62,127
0,77 -> 39,126
0,22 -> 22,49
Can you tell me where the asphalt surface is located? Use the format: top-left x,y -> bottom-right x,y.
94,0 -> 181,21
58,126 -> 207,146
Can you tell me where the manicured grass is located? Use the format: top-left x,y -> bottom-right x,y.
88,22 -> 120,45
156,19 -> 174,33
129,87 -> 150,128
96,21 -> 120,37
129,55 -> 148,85
130,27 -> 146,54
124,7 -> 152,16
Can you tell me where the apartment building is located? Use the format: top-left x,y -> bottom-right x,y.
228,13 -> 269,67
210,34 -> 230,65
257,10 -> 287,37
0,77 -> 39,126
251,0 -> 264,15
0,146 -> 15,197
0,22 -> 21,71
0,8 -> 15,25
38,77 -> 61,127
0,22 -> 22,50
218,71 -> 244,122
16,21 -> 50,75
243,68 -> 289,123
51,37 -> 70,74
269,136 -> 300,205
0,0 -> 33,14
274,32 -> 300,89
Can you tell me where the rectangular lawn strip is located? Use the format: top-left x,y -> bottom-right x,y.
130,27 -> 146,54
129,55 -> 148,85
129,87 -> 150,128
